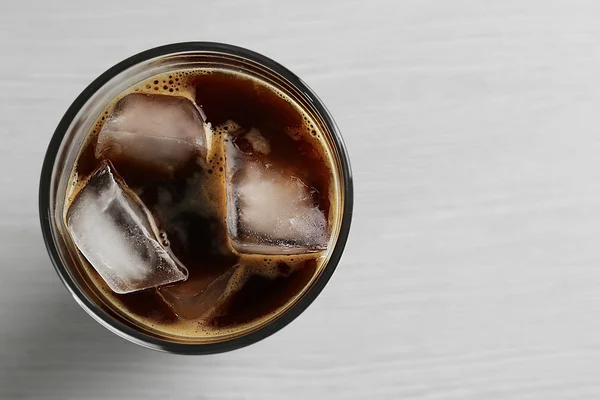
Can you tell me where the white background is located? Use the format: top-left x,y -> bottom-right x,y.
2,1 -> 600,398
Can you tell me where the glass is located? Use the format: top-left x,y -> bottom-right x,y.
39,42 -> 353,354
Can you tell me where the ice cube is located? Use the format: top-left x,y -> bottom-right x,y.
245,128 -> 270,154
225,132 -> 329,255
157,267 -> 237,320
66,161 -> 188,294
96,93 -> 209,174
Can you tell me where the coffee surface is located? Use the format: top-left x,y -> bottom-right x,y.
64,67 -> 337,340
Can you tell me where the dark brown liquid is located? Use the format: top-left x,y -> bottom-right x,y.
68,68 -> 335,338
211,259 -> 317,327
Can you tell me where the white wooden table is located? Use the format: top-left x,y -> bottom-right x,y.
3,1 -> 600,398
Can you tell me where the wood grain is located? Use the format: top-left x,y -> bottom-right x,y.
2,0 -> 600,398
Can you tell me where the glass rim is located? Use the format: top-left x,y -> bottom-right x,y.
39,42 -> 353,355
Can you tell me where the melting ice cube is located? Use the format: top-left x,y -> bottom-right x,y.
96,93 -> 209,174
157,267 -> 238,320
225,130 -> 329,255
66,161 -> 188,294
